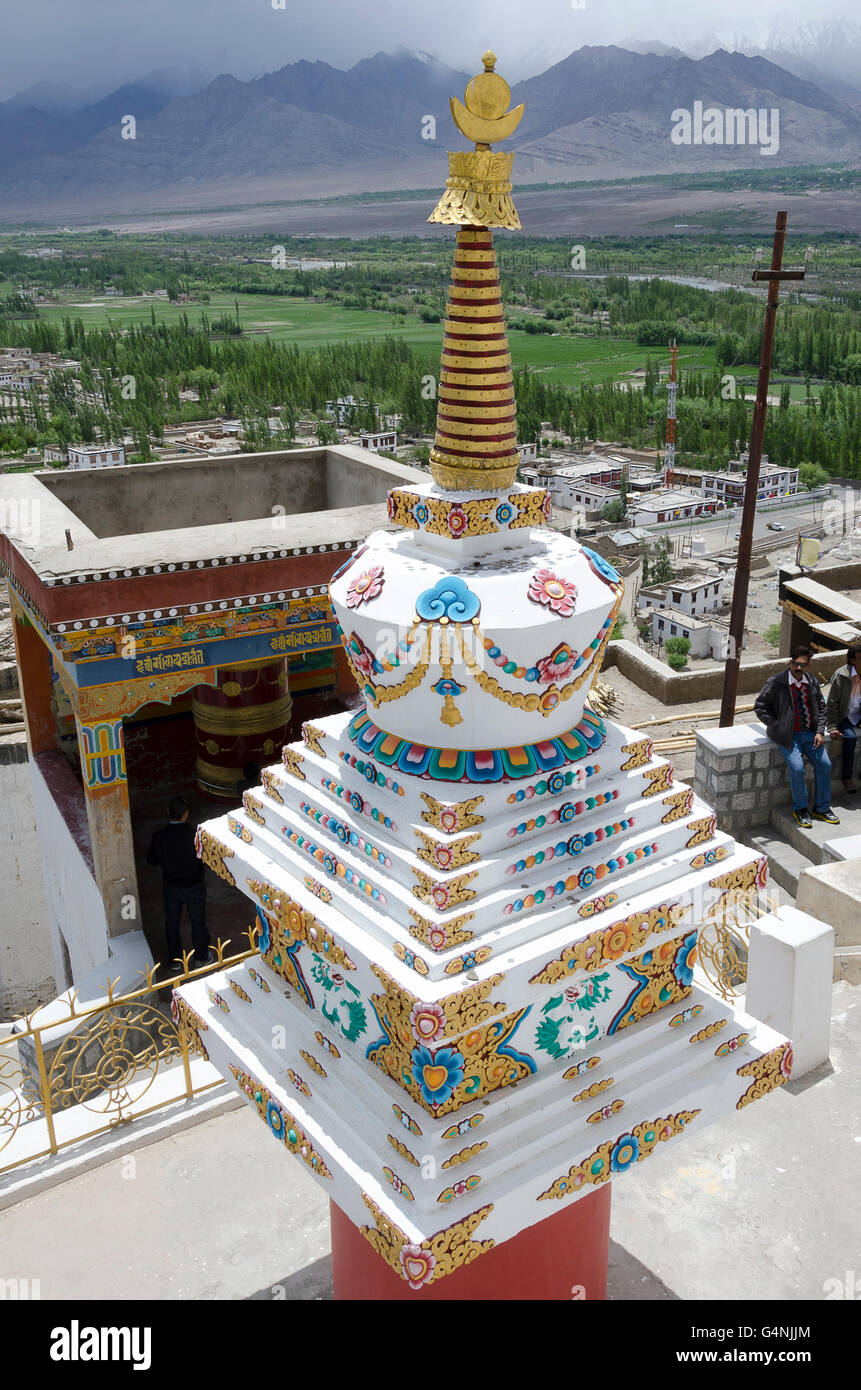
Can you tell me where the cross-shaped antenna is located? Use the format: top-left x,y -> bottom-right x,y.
720,210 -> 807,728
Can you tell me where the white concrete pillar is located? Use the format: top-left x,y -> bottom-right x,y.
745,905 -> 833,1077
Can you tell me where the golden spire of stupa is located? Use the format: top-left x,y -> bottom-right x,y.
427,52 -> 524,493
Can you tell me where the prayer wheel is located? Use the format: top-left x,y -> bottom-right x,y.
193,659 -> 292,800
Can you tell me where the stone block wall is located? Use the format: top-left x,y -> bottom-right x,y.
695,723 -> 803,836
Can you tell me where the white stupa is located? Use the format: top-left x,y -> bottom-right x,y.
175,53 -> 790,1292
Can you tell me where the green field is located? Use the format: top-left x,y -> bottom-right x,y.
515,337 -> 717,385
30,290 -> 719,387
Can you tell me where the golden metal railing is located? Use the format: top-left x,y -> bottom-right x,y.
697,887 -> 778,1001
0,934 -> 258,1180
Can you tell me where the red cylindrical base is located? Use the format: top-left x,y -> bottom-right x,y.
330,1186 -> 611,1301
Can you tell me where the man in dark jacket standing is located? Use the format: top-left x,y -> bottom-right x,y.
146,796 -> 214,968
753,645 -> 839,830
825,642 -> 861,794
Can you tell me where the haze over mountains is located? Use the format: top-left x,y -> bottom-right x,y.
2,40 -> 860,211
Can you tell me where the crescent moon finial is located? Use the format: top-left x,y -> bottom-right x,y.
451,53 -> 524,147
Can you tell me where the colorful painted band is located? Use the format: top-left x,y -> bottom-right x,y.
320,775 -> 398,830
503,841 -> 661,916
299,800 -> 392,866
507,784 -> 615,832
348,708 -> 607,784
279,825 -> 387,903
506,817 -> 634,875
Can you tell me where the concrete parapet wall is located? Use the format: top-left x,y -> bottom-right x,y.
796,860 -> 861,986
30,752 -> 108,991
0,736 -> 54,1019
0,733 -> 28,766
604,639 -> 845,705
745,905 -> 833,1076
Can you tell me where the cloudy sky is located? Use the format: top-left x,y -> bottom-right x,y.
3,0 -> 859,101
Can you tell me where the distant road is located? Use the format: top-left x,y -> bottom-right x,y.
657,491 -> 851,555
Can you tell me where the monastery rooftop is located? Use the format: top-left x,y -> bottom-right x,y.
0,444 -> 427,588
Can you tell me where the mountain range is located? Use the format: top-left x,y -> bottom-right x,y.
2,44 -> 860,209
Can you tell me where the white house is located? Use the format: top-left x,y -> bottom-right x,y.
631,488 -> 714,526
542,477 -> 620,516
359,430 -> 397,454
67,444 -> 126,470
518,441 -> 538,464
43,445 -> 69,464
647,606 -> 732,660
702,461 -> 799,508
638,572 -> 727,619
326,396 -> 359,427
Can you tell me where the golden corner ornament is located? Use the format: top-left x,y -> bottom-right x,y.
428,51 -> 523,232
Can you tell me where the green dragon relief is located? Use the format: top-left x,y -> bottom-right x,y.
311,954 -> 368,1044
535,973 -> 613,1061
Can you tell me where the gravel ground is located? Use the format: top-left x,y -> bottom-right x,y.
597,666 -> 761,784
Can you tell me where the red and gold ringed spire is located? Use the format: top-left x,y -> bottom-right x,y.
428,52 -> 524,492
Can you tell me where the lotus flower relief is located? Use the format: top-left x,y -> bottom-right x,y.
346,565 -> 385,608
780,1044 -> 793,1079
528,569 -> 577,617
536,641 -> 578,684
409,1000 -> 446,1044
400,1244 -> 435,1289
345,631 -> 381,677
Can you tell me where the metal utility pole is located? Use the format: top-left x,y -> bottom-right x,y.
664,340 -> 678,486
719,211 -> 805,727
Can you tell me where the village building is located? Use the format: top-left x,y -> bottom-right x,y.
358,429 -> 397,454
325,395 -> 358,427
666,463 -> 708,491
638,571 -> 727,619
702,456 -> 799,508
67,444 -> 126,470
606,526 -> 654,555
631,488 -> 714,526
643,604 -> 732,659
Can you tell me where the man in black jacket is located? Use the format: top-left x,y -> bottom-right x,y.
753,645 -> 839,829
146,796 -> 214,968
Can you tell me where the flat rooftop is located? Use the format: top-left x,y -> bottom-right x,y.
645,605 -> 730,631
641,573 -> 723,594
633,489 -> 704,507
0,444 -> 427,585
784,575 -> 861,624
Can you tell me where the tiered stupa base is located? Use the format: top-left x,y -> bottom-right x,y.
177,706 -> 790,1290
